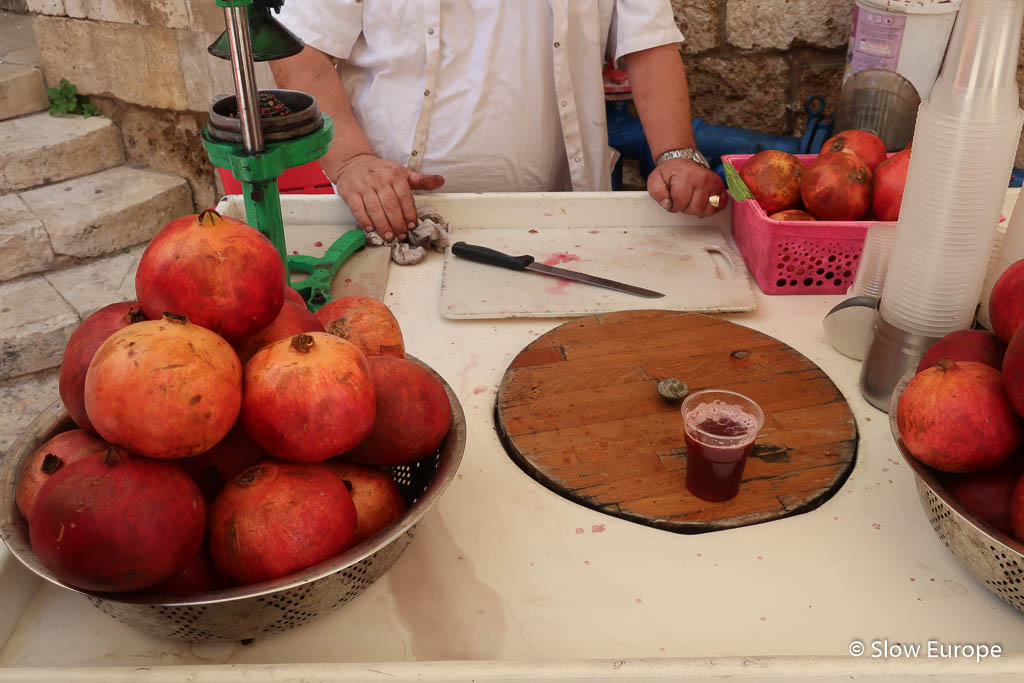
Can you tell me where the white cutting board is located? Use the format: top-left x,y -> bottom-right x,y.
440,223 -> 756,319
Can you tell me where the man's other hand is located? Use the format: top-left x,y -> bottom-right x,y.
647,158 -> 728,217
332,154 -> 445,241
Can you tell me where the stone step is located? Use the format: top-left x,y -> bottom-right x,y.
1,165 -> 193,282
0,112 -> 124,193
0,245 -> 145,383
0,368 -> 59,457
0,63 -> 47,120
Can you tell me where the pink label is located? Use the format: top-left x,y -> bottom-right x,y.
849,6 -> 907,73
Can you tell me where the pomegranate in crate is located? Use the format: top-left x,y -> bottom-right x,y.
800,152 -> 873,222
736,150 -> 803,215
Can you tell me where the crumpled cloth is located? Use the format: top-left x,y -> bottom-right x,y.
365,206 -> 451,265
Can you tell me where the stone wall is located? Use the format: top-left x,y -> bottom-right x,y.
19,0 -> 1024,190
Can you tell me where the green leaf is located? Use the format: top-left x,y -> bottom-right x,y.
723,162 -> 754,202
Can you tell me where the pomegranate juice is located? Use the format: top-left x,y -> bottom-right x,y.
684,402 -> 759,502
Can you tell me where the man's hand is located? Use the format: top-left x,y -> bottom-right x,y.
647,158 -> 728,217
331,155 -> 445,242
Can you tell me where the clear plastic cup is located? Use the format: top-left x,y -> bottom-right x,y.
681,390 -> 764,503
850,223 -> 898,298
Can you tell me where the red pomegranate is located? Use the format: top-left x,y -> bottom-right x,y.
944,459 -> 1023,537
767,209 -> 815,221
1001,324 -> 1024,417
207,461 -> 358,585
872,149 -> 910,222
135,209 -> 285,341
737,150 -> 803,215
916,329 -> 1006,375
241,333 -> 375,463
327,460 -> 407,545
821,130 -> 887,171
16,429 -> 109,523
59,302 -> 147,432
344,356 -> 451,467
801,152 -> 873,221
29,447 -> 206,592
234,298 -> 325,366
84,314 -> 243,459
989,259 -> 1024,343
1013,473 -> 1024,543
283,286 -> 306,308
151,548 -> 220,594
315,296 -> 405,358
177,422 -> 266,503
897,361 -> 1023,473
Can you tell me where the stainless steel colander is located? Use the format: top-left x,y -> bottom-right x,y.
0,358 -> 465,641
889,370 -> 1024,616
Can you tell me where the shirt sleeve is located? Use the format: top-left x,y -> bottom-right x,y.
608,0 -> 685,64
276,0 -> 364,60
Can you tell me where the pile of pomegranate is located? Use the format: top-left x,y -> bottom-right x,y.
18,209 -> 452,594
896,260 -> 1024,545
738,131 -> 910,222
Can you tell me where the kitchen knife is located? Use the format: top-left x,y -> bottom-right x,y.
451,241 -> 665,298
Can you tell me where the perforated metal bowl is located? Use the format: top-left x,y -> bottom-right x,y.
0,358 -> 465,641
889,370 -> 1024,615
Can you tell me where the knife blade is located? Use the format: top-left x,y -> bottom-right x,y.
451,241 -> 665,299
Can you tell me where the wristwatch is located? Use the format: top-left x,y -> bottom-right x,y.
655,148 -> 710,169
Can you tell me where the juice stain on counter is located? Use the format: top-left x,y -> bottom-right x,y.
386,510 -> 512,659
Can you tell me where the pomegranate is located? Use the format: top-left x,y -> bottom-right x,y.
16,429 -> 109,523
178,422 -> 265,502
208,461 -> 358,585
135,209 -> 285,341
315,296 -> 405,358
1001,324 -> 1024,417
283,286 -> 306,308
151,547 -> 220,594
59,302 -> 147,432
800,152 -> 873,221
916,329 -> 1006,375
872,149 -> 910,222
988,259 -> 1024,343
1013,473 -> 1024,543
897,360 -> 1022,473
943,458 -> 1023,537
29,447 -> 206,592
344,356 -> 451,467
327,460 -> 406,545
737,150 -> 803,215
233,298 -> 324,366
767,209 -> 815,221
820,130 -> 887,171
241,333 -> 375,462
84,314 -> 242,459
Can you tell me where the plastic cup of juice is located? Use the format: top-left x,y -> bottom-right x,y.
681,390 -> 765,502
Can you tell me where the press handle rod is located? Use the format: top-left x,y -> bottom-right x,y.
224,6 -> 264,153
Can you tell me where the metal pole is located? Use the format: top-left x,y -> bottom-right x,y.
223,6 -> 264,153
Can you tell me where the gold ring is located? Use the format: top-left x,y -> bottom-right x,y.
708,194 -> 721,208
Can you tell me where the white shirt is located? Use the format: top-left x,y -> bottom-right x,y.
278,0 -> 683,192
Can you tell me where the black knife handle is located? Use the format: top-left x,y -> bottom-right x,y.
452,242 -> 535,270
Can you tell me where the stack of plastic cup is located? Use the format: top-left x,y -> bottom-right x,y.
850,222 -> 898,298
978,189 -> 1024,329
877,0 -> 1024,338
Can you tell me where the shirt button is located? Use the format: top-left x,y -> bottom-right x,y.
412,150 -> 419,157
427,27 -> 435,35
424,89 -> 431,96
553,41 -> 560,48
574,156 -> 582,163
561,100 -> 568,107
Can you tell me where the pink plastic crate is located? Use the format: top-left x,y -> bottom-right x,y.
724,153 -> 894,296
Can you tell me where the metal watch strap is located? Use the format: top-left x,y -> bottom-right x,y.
655,148 -> 710,169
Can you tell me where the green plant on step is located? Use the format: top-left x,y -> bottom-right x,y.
47,78 -> 99,118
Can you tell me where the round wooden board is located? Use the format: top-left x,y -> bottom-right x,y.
495,310 -> 858,533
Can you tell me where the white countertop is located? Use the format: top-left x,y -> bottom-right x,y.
1,192 -> 1021,681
